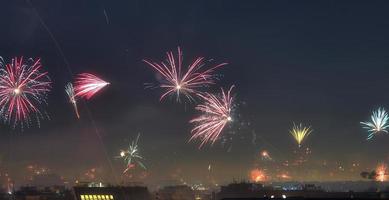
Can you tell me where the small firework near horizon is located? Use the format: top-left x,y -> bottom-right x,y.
0,57 -> 51,128
376,163 -> 388,182
260,150 -> 272,161
118,134 -> 146,174
360,107 -> 389,140
250,168 -> 267,182
277,173 -> 291,180
143,47 -> 227,102
74,73 -> 109,100
190,85 -> 235,148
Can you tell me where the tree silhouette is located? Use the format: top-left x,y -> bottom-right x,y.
361,170 -> 377,180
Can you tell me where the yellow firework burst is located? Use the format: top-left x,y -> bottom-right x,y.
289,123 -> 312,147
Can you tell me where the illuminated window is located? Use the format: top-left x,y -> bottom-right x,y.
81,194 -> 113,200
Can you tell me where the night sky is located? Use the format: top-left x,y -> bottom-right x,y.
1,1 -> 389,186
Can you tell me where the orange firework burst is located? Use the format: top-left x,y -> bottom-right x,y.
277,173 -> 291,180
250,169 -> 267,182
376,163 -> 388,182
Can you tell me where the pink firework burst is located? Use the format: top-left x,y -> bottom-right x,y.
0,57 -> 51,127
143,47 -> 227,101
190,85 -> 235,148
74,73 -> 109,100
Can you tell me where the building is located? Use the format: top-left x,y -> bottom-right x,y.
155,185 -> 194,200
216,182 -> 264,200
29,173 -> 66,193
73,186 -> 151,200
216,182 -> 389,199
14,186 -> 73,200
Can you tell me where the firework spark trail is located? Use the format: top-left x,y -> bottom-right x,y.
143,47 -> 227,101
190,86 -> 234,148
74,73 -> 109,100
26,0 -> 120,185
289,123 -> 312,147
0,57 -> 51,128
360,108 -> 389,140
118,134 -> 146,174
65,83 -> 80,118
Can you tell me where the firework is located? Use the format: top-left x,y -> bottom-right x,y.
289,123 -> 312,147
260,150 -> 272,161
250,169 -> 267,182
65,83 -> 80,118
277,173 -> 291,180
143,47 -> 227,101
190,86 -> 234,148
376,163 -> 388,182
74,73 -> 109,99
118,134 -> 146,173
360,108 -> 389,140
84,168 -> 97,180
0,57 -> 51,127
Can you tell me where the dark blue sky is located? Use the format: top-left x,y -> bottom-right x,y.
1,0 -> 389,185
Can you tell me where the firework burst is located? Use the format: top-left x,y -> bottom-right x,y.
74,73 -> 109,100
118,134 -> 146,173
260,150 -> 272,161
277,173 -> 291,180
190,86 -> 234,148
250,169 -> 267,182
289,123 -> 312,147
143,47 -> 227,101
65,83 -> 80,118
0,57 -> 51,127
376,163 -> 388,182
360,108 -> 389,140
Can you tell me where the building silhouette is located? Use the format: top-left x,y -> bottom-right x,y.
73,186 -> 151,200
155,185 -> 194,200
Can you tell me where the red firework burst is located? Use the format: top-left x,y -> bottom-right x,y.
190,86 -> 234,148
74,73 -> 109,100
143,47 -> 227,101
0,57 -> 51,127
